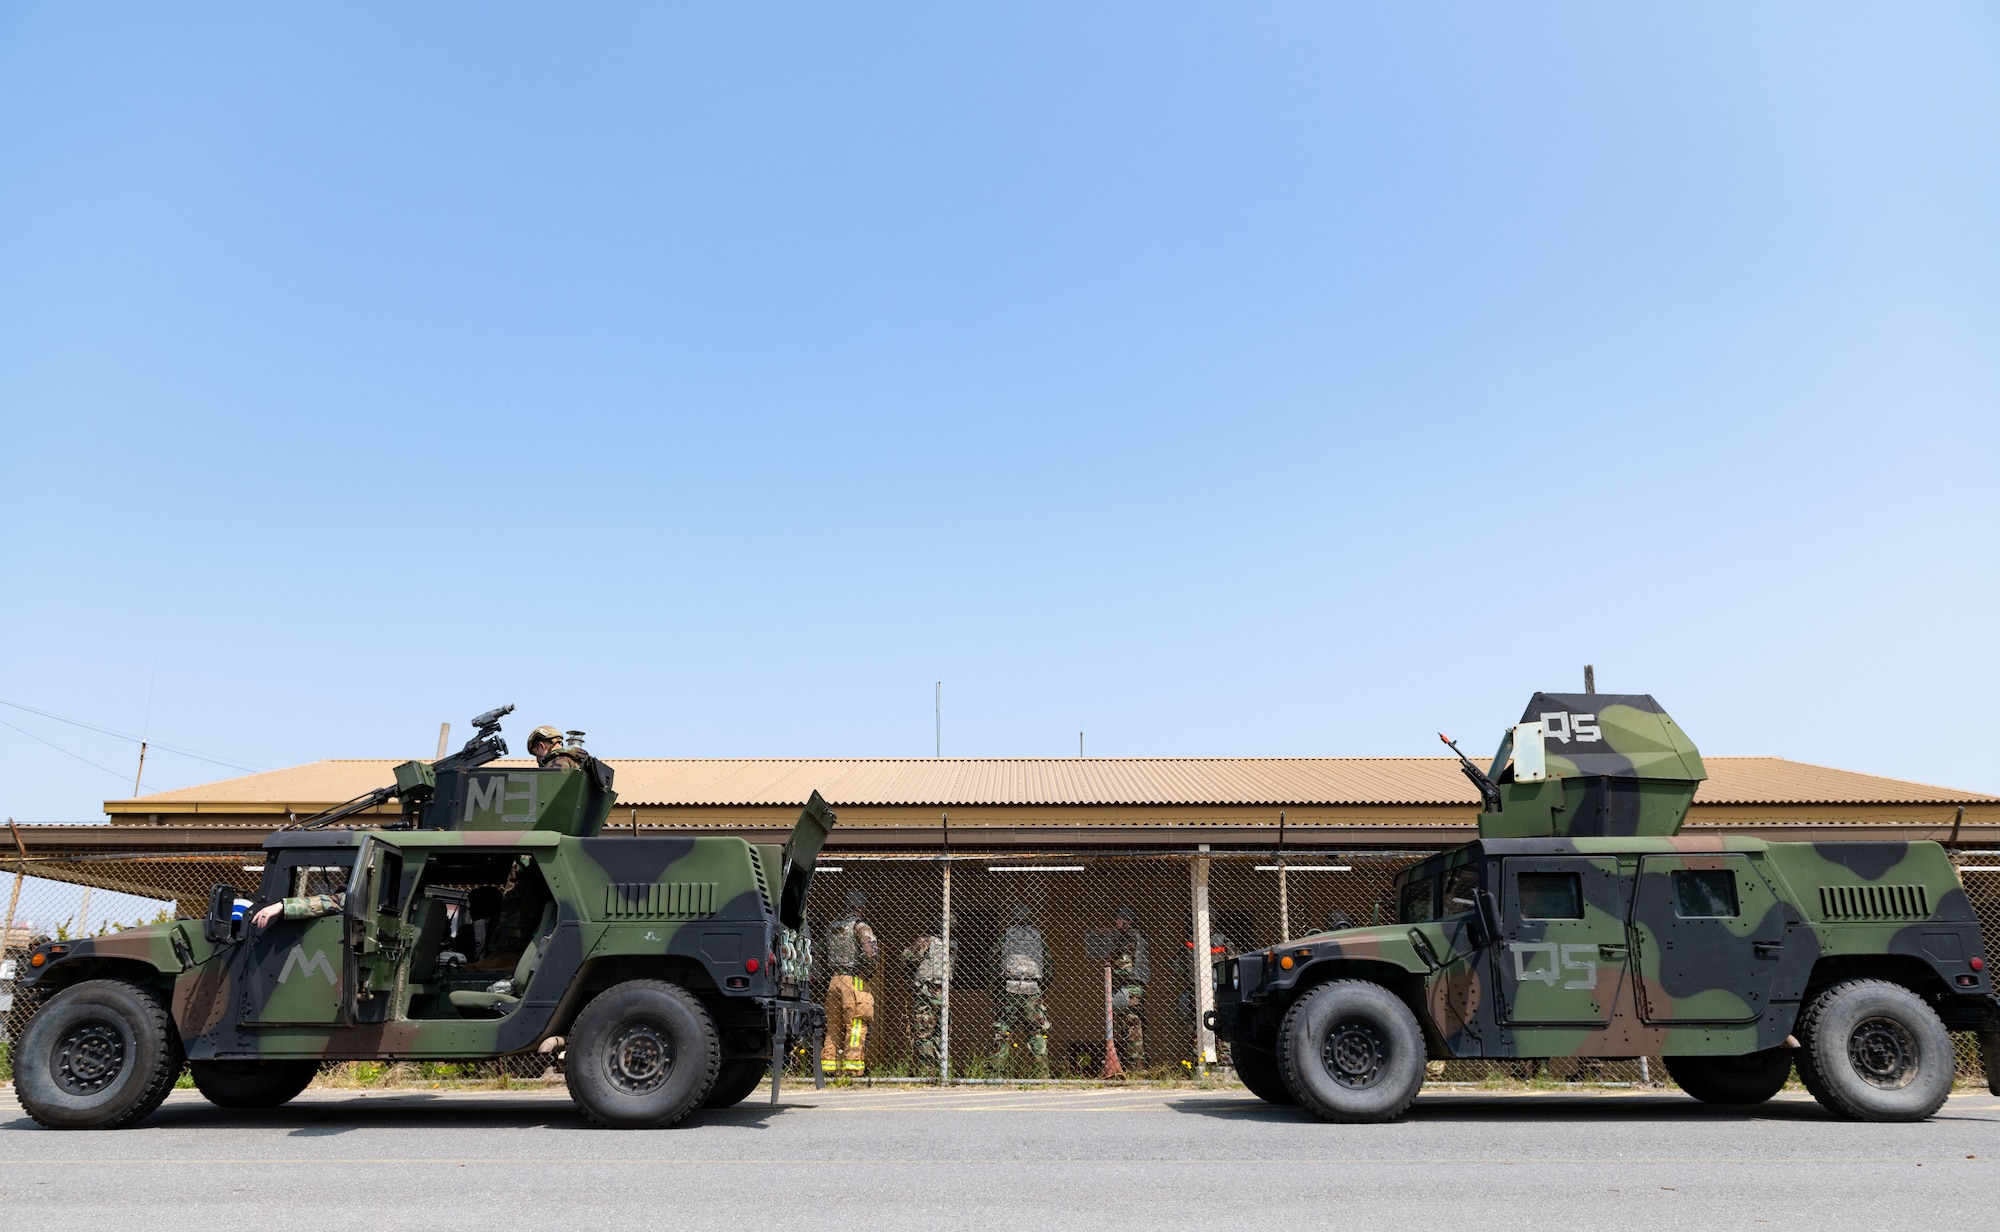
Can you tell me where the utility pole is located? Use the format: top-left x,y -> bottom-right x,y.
1584,665 -> 1596,694
1079,731 -> 1083,758
436,723 -> 451,758
935,682 -> 941,758
938,811 -> 951,1084
131,742 -> 147,796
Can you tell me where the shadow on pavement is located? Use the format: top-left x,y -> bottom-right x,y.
1164,1092 -> 1835,1124
1,1092 -> 812,1134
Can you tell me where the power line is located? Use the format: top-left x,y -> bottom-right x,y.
0,698 -> 263,773
0,717 -> 133,784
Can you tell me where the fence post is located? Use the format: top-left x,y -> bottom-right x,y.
1193,846 -> 1215,1073
938,813 -> 952,1085
1276,811 -> 1289,941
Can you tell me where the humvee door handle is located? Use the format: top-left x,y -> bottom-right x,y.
1598,943 -> 1628,960
1754,941 -> 1783,958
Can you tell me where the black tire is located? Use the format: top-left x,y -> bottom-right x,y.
1276,980 -> 1426,1123
1794,979 -> 1954,1122
187,1059 -> 321,1109
1663,1050 -> 1793,1106
1230,1042 -> 1296,1106
703,1058 -> 770,1109
14,979 -> 185,1130
564,980 -> 720,1128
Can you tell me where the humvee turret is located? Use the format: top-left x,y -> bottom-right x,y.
1210,693 -> 2000,1122
13,706 -> 834,1130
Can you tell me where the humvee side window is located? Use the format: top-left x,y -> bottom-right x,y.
1399,877 -> 1438,923
1442,867 -> 1480,916
292,865 -> 352,898
1671,869 -> 1739,918
1516,871 -> 1583,919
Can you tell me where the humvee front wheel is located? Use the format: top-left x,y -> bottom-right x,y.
566,979 -> 720,1128
1664,1050 -> 1793,1106
703,1058 -> 770,1109
15,979 -> 184,1130
1277,980 -> 1425,1123
1230,1042 -> 1295,1106
1795,980 -> 1953,1122
188,1059 -> 320,1109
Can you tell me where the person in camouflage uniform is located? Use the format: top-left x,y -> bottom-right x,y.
1109,905 -> 1150,1072
1176,915 -> 1232,1067
900,914 -> 956,1073
820,890 -> 880,1075
468,856 -> 552,972
528,725 -> 591,771
991,903 -> 1053,1078
249,892 -> 343,929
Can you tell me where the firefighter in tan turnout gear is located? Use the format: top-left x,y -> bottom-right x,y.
821,890 -> 880,1075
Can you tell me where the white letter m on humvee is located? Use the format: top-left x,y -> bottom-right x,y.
278,947 -> 337,986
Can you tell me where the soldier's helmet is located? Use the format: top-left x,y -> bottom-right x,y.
847,889 -> 868,912
1012,903 -> 1034,922
1114,905 -> 1138,925
528,725 -> 564,749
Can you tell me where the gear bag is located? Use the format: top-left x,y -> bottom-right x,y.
913,935 -> 952,984
826,917 -> 860,970
1000,925 -> 1045,988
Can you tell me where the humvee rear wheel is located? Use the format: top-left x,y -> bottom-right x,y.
15,979 -> 184,1130
1276,980 -> 1425,1123
1795,980 -> 1953,1122
1664,1050 -> 1793,1106
1230,1042 -> 1295,1106
188,1059 -> 321,1109
703,1058 -> 770,1109
566,979 -> 720,1128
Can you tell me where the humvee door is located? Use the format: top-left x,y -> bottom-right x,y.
237,849 -> 358,1025
1491,855 -> 1634,1027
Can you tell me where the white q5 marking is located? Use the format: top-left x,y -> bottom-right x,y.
1539,712 -> 1601,745
278,947 -> 338,986
1510,942 -> 1598,990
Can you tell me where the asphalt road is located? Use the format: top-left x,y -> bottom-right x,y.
1,1082 -> 1994,1231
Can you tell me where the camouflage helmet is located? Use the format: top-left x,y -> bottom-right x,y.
528,725 -> 564,749
847,889 -> 868,911
1012,903 -> 1034,922
1114,905 -> 1138,924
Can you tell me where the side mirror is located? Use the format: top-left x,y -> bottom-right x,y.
204,884 -> 244,945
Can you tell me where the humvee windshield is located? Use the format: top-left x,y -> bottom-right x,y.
1442,866 -> 1479,916
1399,877 -> 1437,923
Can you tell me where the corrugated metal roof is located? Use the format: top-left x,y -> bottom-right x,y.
110,756 -> 1998,810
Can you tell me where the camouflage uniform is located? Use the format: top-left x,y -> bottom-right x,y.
279,893 -> 344,920
820,906 -> 879,1075
900,929 -> 956,1071
1176,926 -> 1232,1066
468,859 -> 551,972
991,911 -> 1053,1078
1109,913 -> 1150,1071
537,747 -> 590,772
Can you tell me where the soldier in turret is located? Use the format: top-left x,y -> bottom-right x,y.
901,914 -> 956,1073
820,890 -> 879,1076
528,726 -> 590,771
1109,905 -> 1150,1072
992,903 -> 1053,1078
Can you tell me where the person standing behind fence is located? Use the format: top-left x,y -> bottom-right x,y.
991,903 -> 1053,1078
820,890 -> 879,1076
901,915 -> 956,1073
1109,905 -> 1150,1072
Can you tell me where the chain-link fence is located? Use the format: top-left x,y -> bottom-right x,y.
4,846 -> 1998,1088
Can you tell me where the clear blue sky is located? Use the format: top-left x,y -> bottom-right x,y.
3,5 -> 1995,823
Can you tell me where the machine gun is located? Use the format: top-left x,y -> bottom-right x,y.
1439,732 -> 1503,815
288,704 -> 514,831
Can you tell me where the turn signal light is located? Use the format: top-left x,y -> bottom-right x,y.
745,957 -> 761,973
1279,955 -> 1295,970
1972,956 -> 1986,972
29,952 -> 44,967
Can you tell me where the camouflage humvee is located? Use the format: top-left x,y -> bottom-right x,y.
13,706 -> 833,1130
1210,693 -> 2000,1123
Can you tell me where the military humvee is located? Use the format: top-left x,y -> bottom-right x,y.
1210,693 -> 2000,1123
13,706 -> 833,1130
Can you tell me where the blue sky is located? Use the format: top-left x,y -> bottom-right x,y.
2,5 -> 1996,822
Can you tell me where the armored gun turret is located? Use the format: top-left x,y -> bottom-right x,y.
1474,692 -> 1706,839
